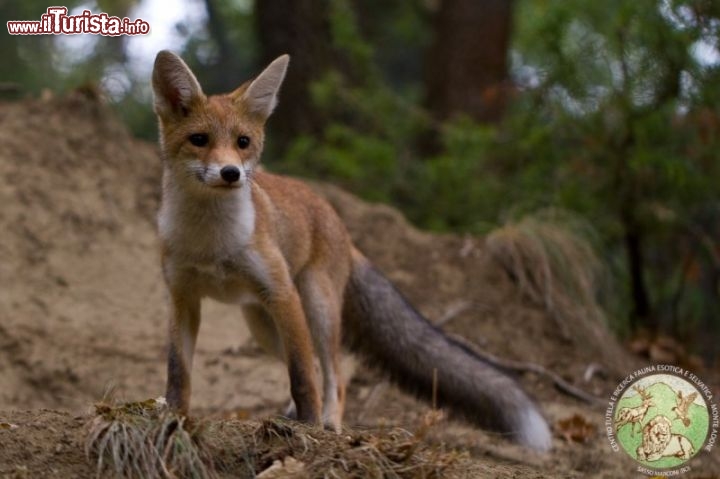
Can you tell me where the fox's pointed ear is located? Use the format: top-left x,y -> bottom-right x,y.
152,50 -> 204,118
235,54 -> 289,120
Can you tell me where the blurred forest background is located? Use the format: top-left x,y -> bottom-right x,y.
2,0 -> 720,365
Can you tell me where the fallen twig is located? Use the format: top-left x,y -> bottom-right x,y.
435,300 -> 473,327
447,333 -> 605,406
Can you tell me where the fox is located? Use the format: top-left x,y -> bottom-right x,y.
151,50 -> 552,452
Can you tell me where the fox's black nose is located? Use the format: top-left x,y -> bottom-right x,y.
220,165 -> 241,183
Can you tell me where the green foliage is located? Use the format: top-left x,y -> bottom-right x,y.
328,0 -> 374,78
508,0 -> 720,335
282,125 -> 399,202
277,3 -> 430,205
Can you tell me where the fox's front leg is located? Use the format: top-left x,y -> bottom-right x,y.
165,292 -> 201,415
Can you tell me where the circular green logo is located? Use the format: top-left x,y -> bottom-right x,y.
606,366 -> 718,475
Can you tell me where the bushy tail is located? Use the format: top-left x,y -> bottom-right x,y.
342,250 -> 552,452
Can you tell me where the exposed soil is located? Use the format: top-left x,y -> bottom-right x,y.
0,94 -> 718,478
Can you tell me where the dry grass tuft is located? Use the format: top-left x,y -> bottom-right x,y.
486,209 -> 622,365
85,397 -> 215,479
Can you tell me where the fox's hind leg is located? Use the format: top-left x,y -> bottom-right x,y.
243,304 -> 283,359
242,304 -> 299,417
297,269 -> 345,432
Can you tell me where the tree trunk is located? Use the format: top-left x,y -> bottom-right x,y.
622,215 -> 654,331
255,0 -> 336,154
424,0 -> 515,124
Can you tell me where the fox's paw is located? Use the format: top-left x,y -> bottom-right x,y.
283,399 -> 297,420
322,416 -> 341,433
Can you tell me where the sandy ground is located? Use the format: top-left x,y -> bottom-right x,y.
0,94 -> 718,477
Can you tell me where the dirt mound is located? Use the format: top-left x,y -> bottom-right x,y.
0,95 -> 717,477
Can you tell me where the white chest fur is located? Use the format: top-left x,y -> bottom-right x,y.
159,182 -> 265,304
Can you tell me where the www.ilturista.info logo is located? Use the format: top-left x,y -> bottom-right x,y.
7,7 -> 150,36
606,365 -> 718,476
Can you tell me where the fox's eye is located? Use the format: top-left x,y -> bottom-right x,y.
188,133 -> 209,147
237,135 -> 251,149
